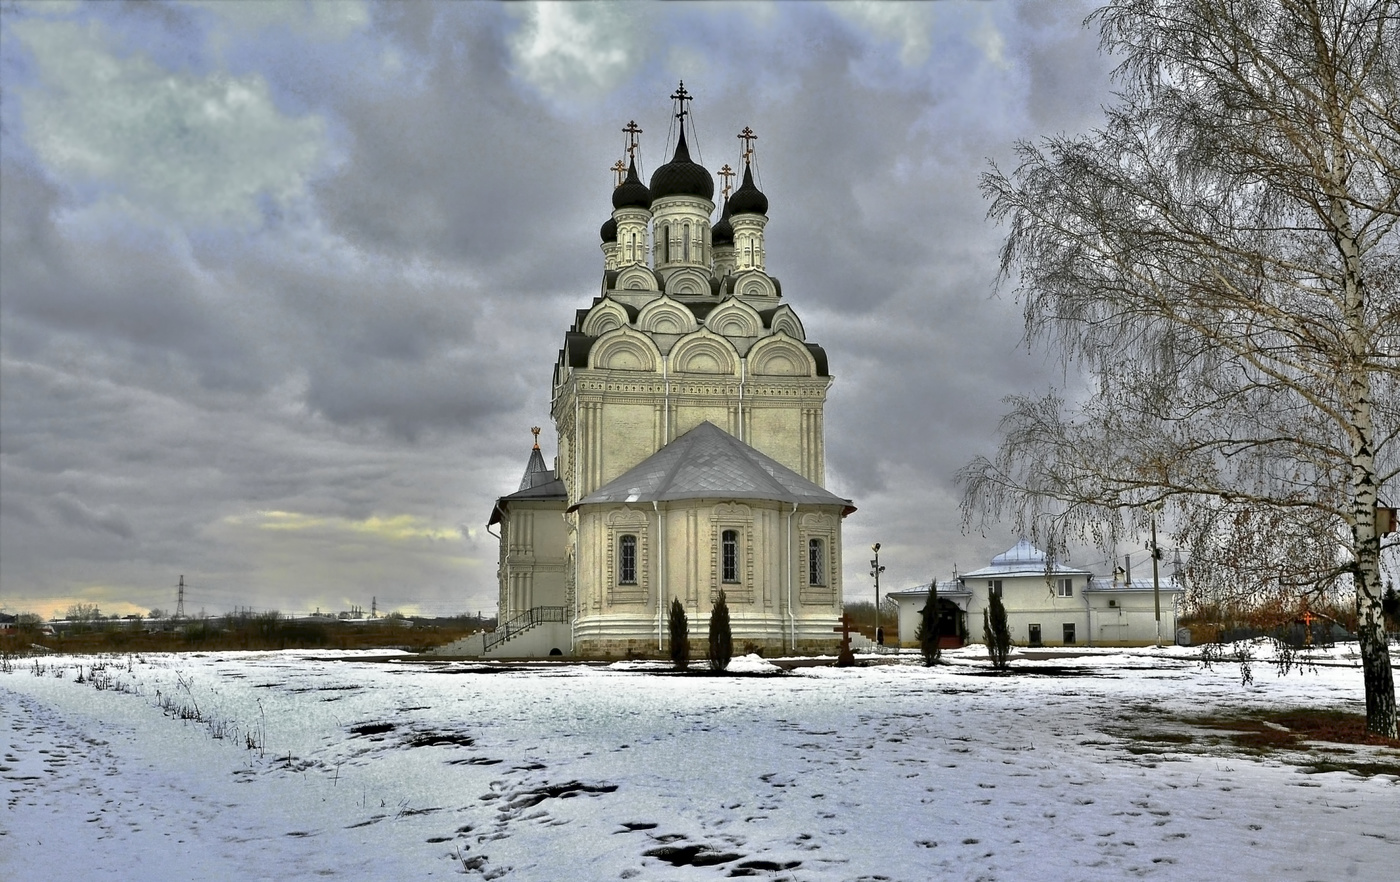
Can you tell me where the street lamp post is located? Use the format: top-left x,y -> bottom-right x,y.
1149,511 -> 1163,648
870,543 -> 886,645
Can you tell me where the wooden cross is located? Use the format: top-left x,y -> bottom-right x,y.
611,159 -> 626,187
833,613 -> 856,667
718,164 -> 735,200
622,120 -> 643,160
671,81 -> 692,121
737,126 -> 757,163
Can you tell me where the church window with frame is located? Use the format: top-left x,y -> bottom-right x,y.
989,579 -> 1003,598
722,530 -> 740,583
1056,577 -> 1074,597
808,538 -> 825,586
662,224 -> 671,263
619,534 -> 638,585
683,222 -> 691,261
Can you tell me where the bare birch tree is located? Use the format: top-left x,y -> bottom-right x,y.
962,0 -> 1399,736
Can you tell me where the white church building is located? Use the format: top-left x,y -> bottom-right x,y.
477,86 -> 854,658
888,539 -> 1184,649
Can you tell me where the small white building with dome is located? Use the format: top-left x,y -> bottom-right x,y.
889,539 -> 1185,648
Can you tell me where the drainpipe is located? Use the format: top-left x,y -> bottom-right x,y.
654,500 -> 665,652
739,358 -> 746,441
1082,572 -> 1093,646
786,502 -> 798,652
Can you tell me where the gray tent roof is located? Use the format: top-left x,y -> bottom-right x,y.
570,421 -> 854,514
489,443 -> 568,526
960,539 -> 1091,579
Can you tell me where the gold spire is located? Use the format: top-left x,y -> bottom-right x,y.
531,426 -> 541,450
622,120 -> 643,162
737,126 -> 757,165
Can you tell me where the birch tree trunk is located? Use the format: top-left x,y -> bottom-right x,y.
964,0 -> 1398,736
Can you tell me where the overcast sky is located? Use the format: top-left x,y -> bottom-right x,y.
0,0 -> 1123,620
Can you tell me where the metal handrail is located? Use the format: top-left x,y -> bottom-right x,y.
483,606 -> 568,653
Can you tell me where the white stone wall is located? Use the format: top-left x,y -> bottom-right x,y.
572,500 -> 844,655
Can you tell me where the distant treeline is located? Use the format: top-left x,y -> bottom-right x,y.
0,611 -> 492,655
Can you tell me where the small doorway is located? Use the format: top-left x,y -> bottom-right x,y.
1062,623 -> 1077,645
1028,624 -> 1042,647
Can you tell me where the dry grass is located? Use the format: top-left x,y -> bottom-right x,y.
1116,706 -> 1400,778
0,619 -> 479,656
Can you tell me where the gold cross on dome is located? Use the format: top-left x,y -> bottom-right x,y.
718,164 -> 735,200
737,126 -> 757,162
671,81 -> 692,120
622,120 -> 642,160
611,159 -> 626,187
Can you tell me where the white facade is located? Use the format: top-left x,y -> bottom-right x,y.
485,92 -> 851,658
890,540 -> 1184,648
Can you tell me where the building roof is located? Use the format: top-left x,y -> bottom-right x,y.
711,198 -> 734,246
517,445 -> 553,492
1086,577 -> 1184,593
727,161 -> 768,216
887,580 -> 971,599
612,158 -> 651,210
959,539 -> 1092,579
570,421 -> 854,514
649,128 -> 714,203
488,440 -> 568,526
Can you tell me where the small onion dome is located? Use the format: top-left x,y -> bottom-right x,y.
611,158 -> 651,210
649,128 -> 714,203
600,216 -> 617,243
711,199 -> 734,246
728,161 -> 767,216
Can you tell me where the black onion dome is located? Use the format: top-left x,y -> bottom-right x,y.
728,162 -> 768,216
711,199 -> 734,246
600,216 -> 617,243
648,129 -> 714,203
612,159 -> 651,210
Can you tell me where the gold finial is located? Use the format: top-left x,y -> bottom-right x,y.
531,426 -> 541,450
737,126 -> 757,164
622,120 -> 643,161
718,164 -> 735,200
611,159 -> 626,187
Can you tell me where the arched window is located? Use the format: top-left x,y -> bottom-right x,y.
683,222 -> 691,261
808,538 -> 825,586
721,529 -> 739,583
662,224 -> 671,263
619,534 -> 638,584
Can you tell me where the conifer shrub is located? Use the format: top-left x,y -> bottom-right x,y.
917,582 -> 941,666
983,590 -> 1011,671
668,597 -> 689,670
708,590 -> 732,672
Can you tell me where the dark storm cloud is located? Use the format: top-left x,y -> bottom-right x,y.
0,0 -> 1121,616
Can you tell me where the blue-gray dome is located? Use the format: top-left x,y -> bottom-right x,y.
649,129 -> 714,203
612,159 -> 651,210
711,199 -> 733,246
728,162 -> 767,216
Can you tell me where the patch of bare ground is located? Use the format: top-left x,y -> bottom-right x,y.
1111,707 -> 1400,778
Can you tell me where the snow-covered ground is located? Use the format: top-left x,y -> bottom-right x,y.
2,645 -> 1396,881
